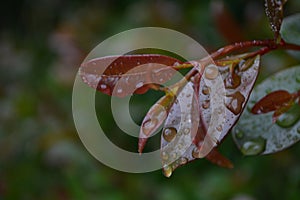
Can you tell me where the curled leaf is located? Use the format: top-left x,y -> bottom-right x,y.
80,54 -> 183,97
264,0 -> 287,40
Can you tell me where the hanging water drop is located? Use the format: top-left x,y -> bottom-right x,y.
163,165 -> 173,178
163,127 -> 177,142
241,137 -> 266,155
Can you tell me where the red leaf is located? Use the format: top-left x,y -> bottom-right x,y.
251,90 -> 293,114
138,94 -> 175,153
80,54 -> 183,97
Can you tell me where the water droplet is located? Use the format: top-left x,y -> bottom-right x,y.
202,85 -> 210,95
161,151 -> 169,161
241,137 -> 266,156
235,129 -> 244,139
136,82 -> 143,88
192,147 -> 200,158
170,152 -> 177,160
163,127 -> 177,142
179,157 -> 188,165
117,88 -> 123,93
142,119 -> 158,136
177,142 -> 184,150
100,84 -> 107,89
183,128 -> 190,135
276,103 -> 300,128
205,65 -> 219,80
163,165 -> 173,178
216,125 -> 223,132
202,100 -> 210,109
226,91 -> 245,115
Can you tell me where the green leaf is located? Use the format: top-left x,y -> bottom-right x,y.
232,66 -> 300,155
280,13 -> 300,59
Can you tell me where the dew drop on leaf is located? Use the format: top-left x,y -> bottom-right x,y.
202,85 -> 210,95
241,137 -> 266,156
192,147 -> 200,158
179,157 -> 188,165
205,64 -> 219,80
276,103 -> 300,128
161,151 -> 169,161
162,127 -> 177,142
183,128 -> 190,135
202,100 -> 210,109
142,118 -> 158,136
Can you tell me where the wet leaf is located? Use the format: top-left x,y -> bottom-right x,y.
233,66 -> 300,155
138,94 -> 175,153
264,0 -> 287,40
200,55 -> 260,146
160,81 -> 200,177
160,73 -> 233,177
79,54 -> 183,97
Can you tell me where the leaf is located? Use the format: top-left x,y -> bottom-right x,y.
280,13 -> 300,59
158,55 -> 260,177
159,80 -> 200,176
79,54 -> 183,97
250,89 -> 300,123
138,94 -> 175,153
232,66 -> 300,155
199,55 -> 260,147
264,0 -> 287,40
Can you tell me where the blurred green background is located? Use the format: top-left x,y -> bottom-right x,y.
1,0 -> 300,199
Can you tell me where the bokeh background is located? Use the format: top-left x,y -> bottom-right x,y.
1,0 -> 300,199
